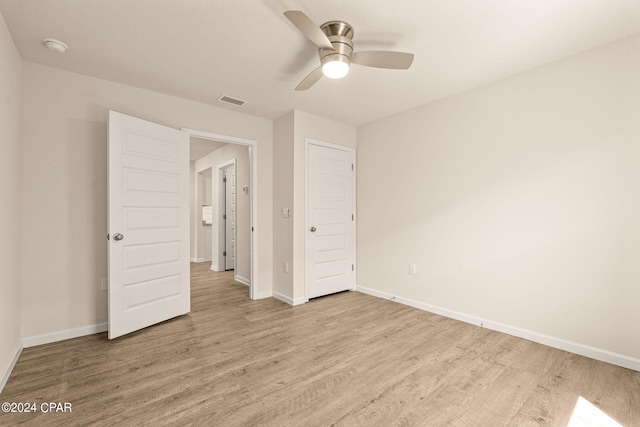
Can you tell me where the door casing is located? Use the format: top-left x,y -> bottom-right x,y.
184,128 -> 258,300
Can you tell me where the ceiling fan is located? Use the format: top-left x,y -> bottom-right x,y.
284,10 -> 415,91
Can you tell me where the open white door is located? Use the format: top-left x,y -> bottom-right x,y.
108,111 -> 190,339
307,143 -> 355,299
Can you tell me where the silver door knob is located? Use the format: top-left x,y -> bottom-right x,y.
113,233 -> 124,241
310,227 -> 317,232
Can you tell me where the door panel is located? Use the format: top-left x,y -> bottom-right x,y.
108,111 -> 190,339
308,144 -> 355,299
224,165 -> 236,270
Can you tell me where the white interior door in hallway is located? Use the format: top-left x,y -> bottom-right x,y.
108,111 -> 190,339
223,164 -> 236,271
307,142 -> 355,299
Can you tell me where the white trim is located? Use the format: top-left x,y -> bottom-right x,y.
235,275 -> 250,286
352,161 -> 357,290
252,291 -> 273,300
273,291 -> 307,306
210,264 -> 222,272
355,285 -> 393,301
183,129 -> 255,147
191,257 -> 204,263
356,285 -> 640,372
305,137 -> 356,153
22,323 -> 108,348
305,138 -> 356,300
0,341 -> 22,394
183,128 -> 258,301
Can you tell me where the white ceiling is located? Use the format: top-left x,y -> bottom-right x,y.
190,137 -> 226,162
1,0 -> 639,126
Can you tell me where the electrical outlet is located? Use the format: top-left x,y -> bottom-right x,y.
100,277 -> 108,291
283,262 -> 289,273
409,264 -> 417,275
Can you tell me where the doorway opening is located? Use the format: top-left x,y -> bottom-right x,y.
187,129 -> 258,299
218,160 -> 237,272
196,167 -> 213,263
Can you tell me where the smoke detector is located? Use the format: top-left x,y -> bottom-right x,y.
43,38 -> 68,53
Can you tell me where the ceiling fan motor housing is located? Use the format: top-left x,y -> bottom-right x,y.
319,20 -> 354,68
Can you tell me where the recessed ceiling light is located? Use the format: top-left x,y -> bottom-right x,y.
43,38 -> 68,54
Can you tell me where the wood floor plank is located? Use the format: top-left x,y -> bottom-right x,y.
1,262 -> 638,426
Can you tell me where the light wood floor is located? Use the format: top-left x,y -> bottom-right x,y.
2,262 -> 639,426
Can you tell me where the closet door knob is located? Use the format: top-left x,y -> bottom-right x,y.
113,233 -> 124,241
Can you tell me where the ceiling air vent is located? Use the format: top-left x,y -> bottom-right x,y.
217,95 -> 246,107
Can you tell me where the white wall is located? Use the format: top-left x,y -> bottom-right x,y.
193,171 -> 208,262
19,62 -> 273,339
272,111 -> 295,299
272,109 -> 356,303
357,34 -> 640,366
194,144 -> 251,282
292,110 -> 356,302
293,110 -> 356,303
193,171 -> 212,261
0,10 -> 22,391
196,171 -> 213,262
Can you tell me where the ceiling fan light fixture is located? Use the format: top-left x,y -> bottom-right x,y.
322,59 -> 349,79
284,11 -> 414,90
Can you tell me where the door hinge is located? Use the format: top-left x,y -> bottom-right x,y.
223,251 -> 227,257
223,214 -> 227,220
107,233 -> 109,240
351,163 -> 354,171
352,264 -> 355,271
352,214 -> 354,221
223,176 -> 227,183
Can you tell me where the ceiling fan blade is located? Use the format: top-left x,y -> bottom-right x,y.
284,10 -> 334,50
295,66 -> 324,91
351,51 -> 414,69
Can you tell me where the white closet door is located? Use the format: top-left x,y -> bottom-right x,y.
307,143 -> 355,299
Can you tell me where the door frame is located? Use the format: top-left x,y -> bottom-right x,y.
304,137 -> 356,301
217,159 -> 236,274
183,128 -> 258,300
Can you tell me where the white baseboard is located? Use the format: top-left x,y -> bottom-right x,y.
210,264 -> 221,272
356,285 -> 640,372
252,291 -> 273,300
235,275 -> 250,286
0,341 -> 22,394
273,291 -> 307,306
22,323 -> 108,349
292,296 -> 308,306
191,258 -> 204,263
273,291 -> 293,305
